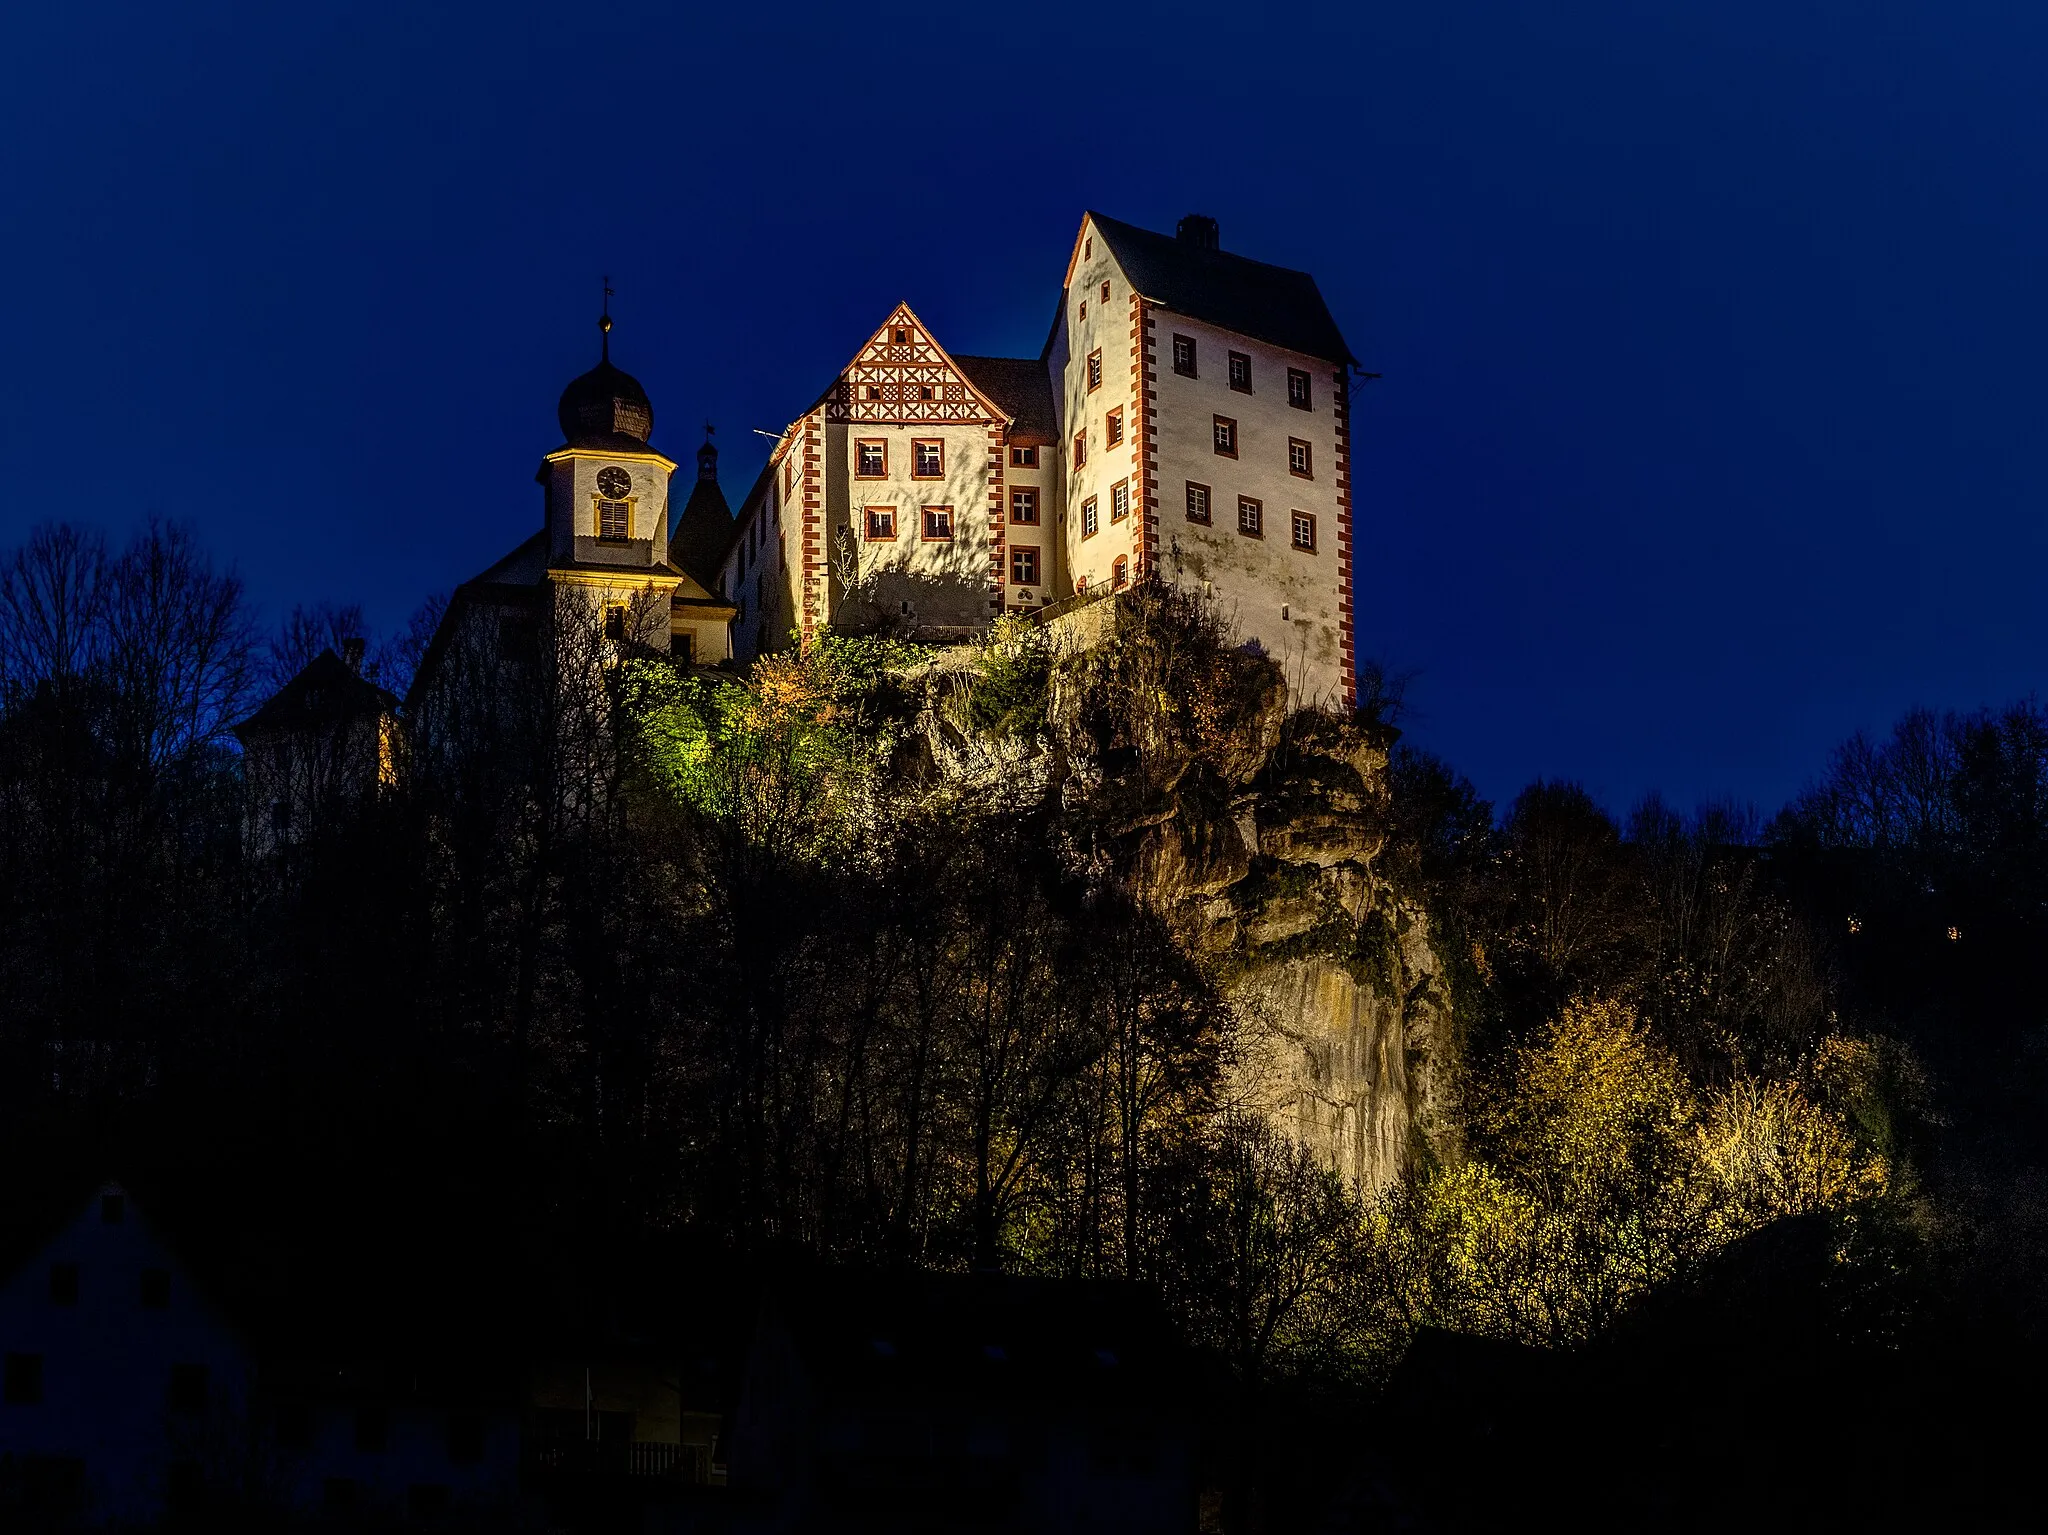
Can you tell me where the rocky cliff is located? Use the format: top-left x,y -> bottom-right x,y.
918,589 -> 1459,1194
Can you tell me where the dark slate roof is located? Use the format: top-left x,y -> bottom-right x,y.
1089,212 -> 1356,365
234,649 -> 397,737
557,355 -> 655,449
670,476 -> 735,592
954,355 -> 1059,444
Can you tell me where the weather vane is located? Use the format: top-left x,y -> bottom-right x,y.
599,275 -> 614,358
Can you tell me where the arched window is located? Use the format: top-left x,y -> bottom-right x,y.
1111,556 -> 1129,590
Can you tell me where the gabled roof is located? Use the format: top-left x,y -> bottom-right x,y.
235,649 -> 397,737
1084,212 -> 1356,365
669,475 -> 734,592
953,355 -> 1058,445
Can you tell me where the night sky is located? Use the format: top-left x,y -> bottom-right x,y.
5,1 -> 2044,816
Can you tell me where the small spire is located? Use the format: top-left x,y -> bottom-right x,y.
599,275 -> 614,362
698,421 -> 718,482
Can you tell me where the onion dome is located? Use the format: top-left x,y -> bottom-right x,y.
556,306 -> 654,448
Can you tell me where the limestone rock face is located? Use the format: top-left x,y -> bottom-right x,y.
1120,723 -> 1457,1194
917,598 -> 1459,1194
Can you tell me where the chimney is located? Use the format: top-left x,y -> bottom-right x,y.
1176,214 -> 1219,251
341,637 -> 365,674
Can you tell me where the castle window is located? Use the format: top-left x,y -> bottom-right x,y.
1100,280 -> 1111,304
1112,555 -> 1129,589
1105,407 -> 1122,446
1288,368 -> 1312,410
922,506 -> 954,542
1087,349 -> 1102,392
866,506 -> 896,540
1172,335 -> 1197,377
596,497 -> 630,540
856,440 -> 887,478
1111,479 -> 1130,522
1073,431 -> 1087,469
49,1263 -> 78,1305
1292,511 -> 1317,551
604,605 -> 627,641
1289,438 -> 1313,479
1228,351 -> 1252,392
1011,545 -> 1039,585
1081,496 -> 1099,538
1185,481 -> 1211,524
1212,416 -> 1237,457
1084,237 -> 1092,259
912,440 -> 943,478
1079,300 -> 1088,324
1011,487 -> 1039,524
1011,445 -> 1037,468
1238,497 -> 1263,538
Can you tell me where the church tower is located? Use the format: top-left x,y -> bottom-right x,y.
539,302 -> 680,576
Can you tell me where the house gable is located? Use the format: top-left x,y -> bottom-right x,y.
826,303 -> 1009,428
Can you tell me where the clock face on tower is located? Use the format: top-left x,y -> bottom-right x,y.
596,467 -> 632,499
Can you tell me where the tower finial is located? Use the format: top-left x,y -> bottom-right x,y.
600,275 -> 614,361
698,421 -> 719,482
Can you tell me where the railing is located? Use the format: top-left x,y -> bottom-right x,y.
523,1439 -> 700,1479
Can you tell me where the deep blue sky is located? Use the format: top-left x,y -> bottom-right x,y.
5,1 -> 2044,815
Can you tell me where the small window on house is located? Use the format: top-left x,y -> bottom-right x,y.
4,1352 -> 44,1405
1100,280 -> 1111,303
1288,368 -> 1312,409
1011,545 -> 1039,585
922,506 -> 954,541
49,1263 -> 78,1305
1011,487 -> 1039,524
409,1484 -> 451,1519
356,1406 -> 389,1454
1111,480 -> 1130,522
1212,416 -> 1237,457
1292,511 -> 1317,551
1112,555 -> 1129,589
865,384 -> 881,400
1185,482 -> 1211,524
604,605 -> 627,642
168,1363 -> 208,1415
918,384 -> 935,401
1172,335 -> 1197,377
1087,350 -> 1102,392
1081,497 -> 1099,538
1228,351 -> 1252,392
1079,300 -> 1087,323
1073,432 -> 1087,469
1238,497 -> 1264,538
1010,445 -> 1037,468
866,506 -> 896,540
276,1402 -> 313,1451
140,1267 -> 170,1308
856,440 -> 886,478
892,326 -> 911,344
1289,438 -> 1313,478
447,1413 -> 485,1465
101,1193 -> 124,1224
1105,408 -> 1122,446
673,631 -> 696,666
1084,236 -> 1092,258
912,440 -> 943,478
